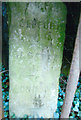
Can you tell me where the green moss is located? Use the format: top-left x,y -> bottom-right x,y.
8,2 -> 67,118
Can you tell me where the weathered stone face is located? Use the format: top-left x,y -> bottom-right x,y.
8,2 -> 67,118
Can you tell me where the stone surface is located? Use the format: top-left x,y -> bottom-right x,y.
8,2 -> 67,118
